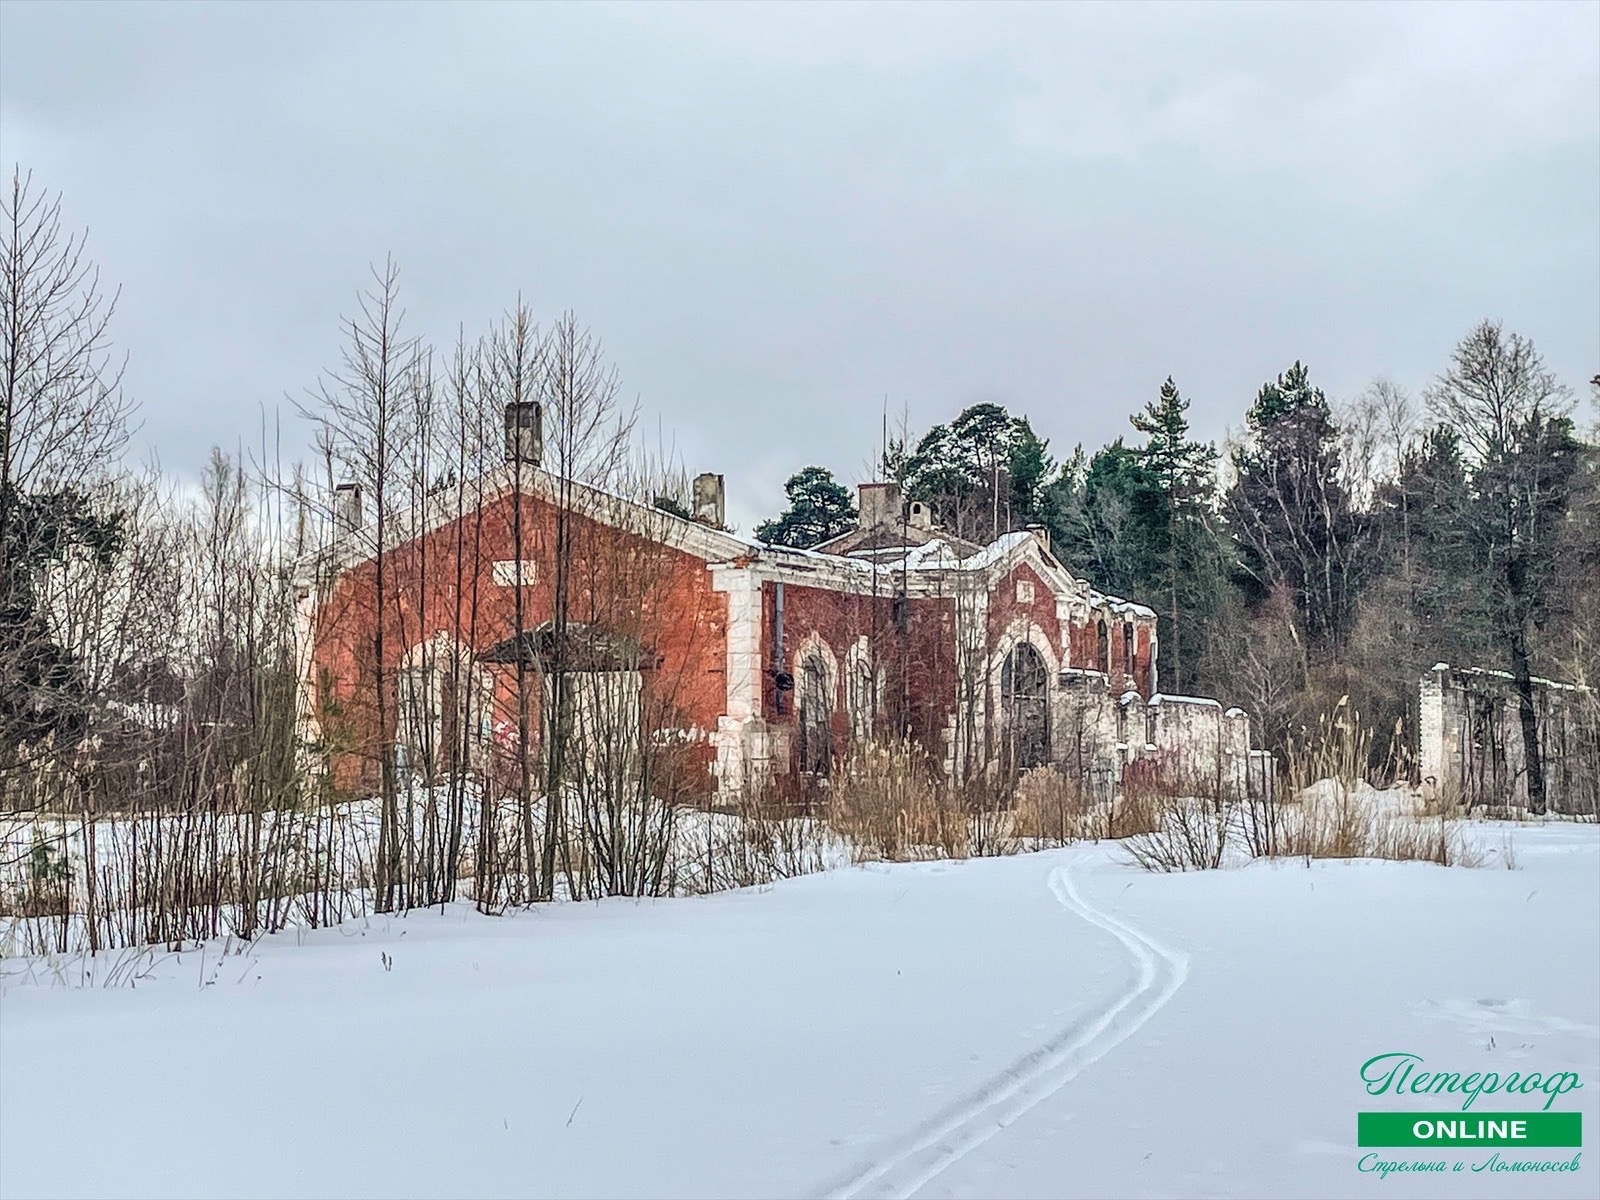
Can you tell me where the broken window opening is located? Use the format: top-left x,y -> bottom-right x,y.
798,653 -> 833,776
848,656 -> 879,745
1001,641 -> 1051,770
396,641 -> 494,783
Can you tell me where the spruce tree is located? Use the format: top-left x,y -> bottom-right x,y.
1130,377 -> 1224,694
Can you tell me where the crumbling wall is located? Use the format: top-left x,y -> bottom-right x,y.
1144,695 -> 1251,799
1419,664 -> 1599,814
1052,669 -> 1124,801
1047,674 -> 1258,802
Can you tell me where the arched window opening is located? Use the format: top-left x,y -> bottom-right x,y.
847,656 -> 878,745
1001,641 -> 1051,770
798,653 -> 833,776
1122,622 -> 1136,678
1096,619 -> 1110,675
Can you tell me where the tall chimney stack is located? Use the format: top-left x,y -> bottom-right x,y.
333,482 -> 363,536
504,401 -> 543,466
692,472 -> 726,528
857,481 -> 902,530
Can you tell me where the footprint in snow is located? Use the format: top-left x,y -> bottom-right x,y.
1411,997 -> 1600,1040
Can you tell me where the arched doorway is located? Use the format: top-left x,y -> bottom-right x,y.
1001,642 -> 1051,769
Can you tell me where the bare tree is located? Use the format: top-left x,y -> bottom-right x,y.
1425,321 -> 1579,813
1,169 -> 132,505
529,311 -> 634,898
298,258 -> 422,910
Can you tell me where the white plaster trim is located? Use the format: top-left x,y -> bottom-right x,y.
709,563 -> 763,790
710,564 -> 762,723
792,630 -> 841,710
986,617 -> 1059,766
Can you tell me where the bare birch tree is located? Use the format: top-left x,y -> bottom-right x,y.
298,258 -> 422,910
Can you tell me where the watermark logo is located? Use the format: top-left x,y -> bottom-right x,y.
1355,1051 -> 1584,1180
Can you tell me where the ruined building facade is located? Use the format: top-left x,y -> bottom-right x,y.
1420,664 -> 1598,814
298,402 -> 1270,800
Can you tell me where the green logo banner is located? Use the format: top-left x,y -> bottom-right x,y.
1359,1112 -> 1582,1148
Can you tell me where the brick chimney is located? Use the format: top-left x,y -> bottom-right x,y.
504,401 -> 543,466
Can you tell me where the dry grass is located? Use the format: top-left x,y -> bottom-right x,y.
1271,783 -> 1475,866
1272,698 -> 1483,867
826,741 -> 974,862
1011,766 -> 1090,844
1100,759 -> 1167,841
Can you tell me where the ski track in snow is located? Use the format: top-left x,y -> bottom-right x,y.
817,854 -> 1189,1200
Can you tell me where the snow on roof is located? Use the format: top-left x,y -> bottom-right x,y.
1148,693 -> 1223,709
312,463 -> 1168,618
1431,663 -> 1589,694
1085,588 -> 1157,619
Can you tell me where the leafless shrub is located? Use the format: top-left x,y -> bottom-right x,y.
673,788 -> 833,894
1123,793 -> 1228,872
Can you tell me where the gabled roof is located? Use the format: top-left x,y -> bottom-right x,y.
307,461 -> 1157,618
812,520 -> 982,559
311,463 -> 757,579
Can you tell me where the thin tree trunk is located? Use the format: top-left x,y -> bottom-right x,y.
1508,626 -> 1547,814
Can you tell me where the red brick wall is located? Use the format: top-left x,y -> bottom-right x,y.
986,563 -> 1066,657
310,490 -> 728,794
1064,609 -> 1155,696
759,579 -> 957,768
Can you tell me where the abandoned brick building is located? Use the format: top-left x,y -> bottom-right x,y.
297,402 -> 1267,799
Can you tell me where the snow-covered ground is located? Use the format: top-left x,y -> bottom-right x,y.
2,822 -> 1595,1199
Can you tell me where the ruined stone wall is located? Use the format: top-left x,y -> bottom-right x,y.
1144,695 -> 1251,799
1052,669 -> 1124,801
1047,674 -> 1258,802
1419,664 -> 1598,814
1064,607 -> 1156,697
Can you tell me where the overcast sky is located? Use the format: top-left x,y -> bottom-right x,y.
2,1 -> 1596,530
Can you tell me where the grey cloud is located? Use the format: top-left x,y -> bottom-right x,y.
2,0 -> 1595,531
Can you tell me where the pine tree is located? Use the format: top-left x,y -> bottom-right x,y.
755,466 -> 857,549
1228,361 -> 1366,649
900,403 -> 1054,542
0,487 -> 125,749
